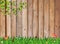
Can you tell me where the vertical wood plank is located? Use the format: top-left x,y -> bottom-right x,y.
50,0 -> 55,37
11,0 -> 16,37
44,0 -> 50,38
0,13 -> 1,36
7,15 -> 11,37
0,0 -> 5,37
11,15 -> 16,37
0,15 -> 5,37
16,0 -> 22,37
55,0 -> 60,37
33,0 -> 38,37
27,0 -> 33,37
39,0 -> 44,38
7,0 -> 11,37
22,0 -> 27,37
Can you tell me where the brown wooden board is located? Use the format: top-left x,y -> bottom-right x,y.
44,0 -> 50,38
39,0 -> 44,38
11,0 -> 16,37
22,0 -> 27,37
16,0 -> 22,37
32,0 -> 38,38
50,0 -> 55,37
0,15 -> 5,37
7,0 -> 11,37
55,0 -> 60,37
27,0 -> 33,37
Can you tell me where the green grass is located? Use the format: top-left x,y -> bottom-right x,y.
0,37 -> 60,44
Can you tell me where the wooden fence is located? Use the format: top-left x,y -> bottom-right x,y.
0,0 -> 60,38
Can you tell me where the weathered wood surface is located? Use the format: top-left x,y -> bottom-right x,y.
7,0 -> 11,37
0,15 -> 5,37
27,0 -> 33,37
33,0 -> 38,38
0,0 -> 60,38
16,0 -> 22,37
44,0 -> 50,38
22,0 -> 27,37
39,0 -> 44,38
11,0 -> 16,37
50,0 -> 55,37
55,0 -> 60,37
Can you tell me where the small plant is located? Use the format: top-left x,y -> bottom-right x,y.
0,0 -> 26,15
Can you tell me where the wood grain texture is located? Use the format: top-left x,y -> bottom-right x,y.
16,0 -> 22,37
0,0 -> 60,38
50,0 -> 55,37
11,15 -> 16,37
7,0 -> 11,37
0,13 -> 1,36
33,0 -> 38,37
39,0 -> 44,38
11,0 -> 16,37
22,0 -> 27,37
55,0 -> 60,37
7,15 -> 11,37
44,0 -> 50,38
0,15 -> 5,37
27,0 -> 33,37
